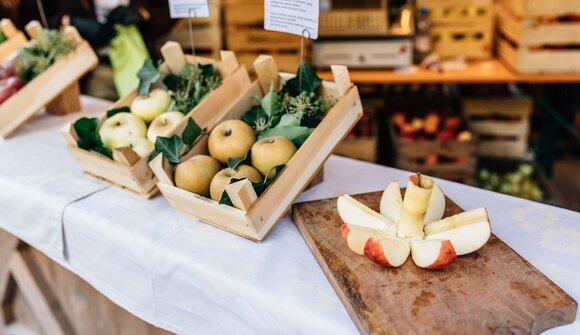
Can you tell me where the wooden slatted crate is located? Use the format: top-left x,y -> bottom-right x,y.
223,0 -> 304,73
62,43 -> 252,198
0,21 -> 98,139
0,19 -> 27,61
497,0 -> 580,73
150,56 -> 363,241
463,96 -> 532,158
417,0 -> 494,59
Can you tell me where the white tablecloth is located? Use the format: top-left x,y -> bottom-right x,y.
0,97 -> 578,335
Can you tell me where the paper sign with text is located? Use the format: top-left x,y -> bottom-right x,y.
264,0 -> 319,39
168,0 -> 210,18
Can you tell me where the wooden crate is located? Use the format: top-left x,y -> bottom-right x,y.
463,97 -> 532,158
0,21 -> 98,139
319,9 -> 389,37
417,0 -> 494,59
62,43 -> 252,198
165,1 -> 222,59
497,0 -> 580,73
390,123 -> 477,184
0,19 -> 27,61
150,56 -> 363,241
223,0 -> 304,74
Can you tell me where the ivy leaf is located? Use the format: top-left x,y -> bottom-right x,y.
137,58 -> 160,96
227,150 -> 250,170
182,117 -> 203,149
301,114 -> 322,128
242,105 -> 267,129
73,117 -> 111,158
278,113 -> 302,127
149,135 -> 183,165
163,74 -> 180,91
218,177 -> 245,206
258,126 -> 314,147
106,106 -> 130,118
282,63 -> 321,96
200,63 -> 214,77
261,82 -> 278,117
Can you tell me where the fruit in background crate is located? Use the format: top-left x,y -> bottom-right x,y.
208,119 -> 256,165
147,111 -> 185,142
444,117 -> 462,131
478,164 -> 544,201
411,239 -> 457,269
399,123 -> 415,140
111,137 -> 153,158
209,165 -> 262,201
411,118 -> 423,131
424,154 -> 438,165
98,112 -> 148,150
392,112 -> 406,128
457,130 -> 472,142
130,88 -> 172,123
174,155 -> 221,197
436,129 -> 455,141
251,136 -> 297,178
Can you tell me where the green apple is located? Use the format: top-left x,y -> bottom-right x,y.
174,155 -> 221,197
130,88 -> 172,123
111,137 -> 153,158
251,136 -> 297,178
209,165 -> 262,201
99,112 -> 147,150
147,111 -> 185,143
208,119 -> 256,164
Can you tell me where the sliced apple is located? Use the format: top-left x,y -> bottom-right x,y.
424,208 -> 491,256
337,194 -> 396,231
340,224 -> 395,255
411,239 -> 457,269
380,181 -> 402,223
424,185 -> 445,224
364,238 -> 410,267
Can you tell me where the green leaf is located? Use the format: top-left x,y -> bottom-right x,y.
218,165 -> 284,207
73,117 -> 112,159
261,82 -> 278,117
218,177 -> 245,206
163,74 -> 180,91
301,114 -> 321,128
150,135 -> 183,165
106,106 -> 131,118
227,150 -> 250,170
200,63 -> 214,77
258,126 -> 314,147
282,62 -> 322,96
182,117 -> 203,149
278,113 -> 302,127
137,58 -> 160,96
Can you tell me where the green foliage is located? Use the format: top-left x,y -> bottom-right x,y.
227,150 -> 250,170
106,106 -> 131,118
0,31 -> 6,44
73,118 -> 111,158
148,117 -> 204,164
136,59 -> 160,96
15,29 -> 76,82
169,63 -> 221,114
258,126 -> 314,147
219,165 -> 285,206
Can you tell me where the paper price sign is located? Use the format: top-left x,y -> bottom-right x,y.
264,0 -> 319,40
168,0 -> 210,18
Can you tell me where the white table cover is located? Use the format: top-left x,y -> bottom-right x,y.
0,97 -> 579,335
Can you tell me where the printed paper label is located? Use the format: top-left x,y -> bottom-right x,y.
264,0 -> 319,39
168,0 -> 209,18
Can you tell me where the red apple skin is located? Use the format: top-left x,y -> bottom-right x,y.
399,124 -> 415,140
364,238 -> 395,267
340,224 -> 350,241
425,112 -> 440,126
426,240 -> 457,270
436,129 -> 455,141
444,117 -> 462,131
392,113 -> 406,127
424,154 -> 438,165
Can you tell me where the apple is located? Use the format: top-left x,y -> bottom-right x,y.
251,136 -> 297,178
392,112 -> 406,128
411,239 -> 457,269
424,208 -> 491,255
99,112 -> 147,150
444,117 -> 461,131
208,119 -> 256,165
337,194 -> 397,235
209,165 -> 262,201
411,118 -> 423,131
425,112 -> 440,126
110,137 -> 153,158
130,88 -> 172,123
174,155 -> 221,197
147,111 -> 185,143
364,238 -> 410,267
424,185 -> 445,224
424,154 -> 438,165
399,123 -> 415,140
340,224 -> 395,255
397,174 -> 434,240
457,130 -> 472,142
379,181 -> 402,223
436,129 -> 455,141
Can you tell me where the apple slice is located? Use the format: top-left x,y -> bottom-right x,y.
340,224 -> 395,255
337,194 -> 396,231
364,238 -> 410,267
398,174 -> 434,240
411,239 -> 457,269
424,208 -> 491,256
380,181 -> 402,223
424,185 -> 445,224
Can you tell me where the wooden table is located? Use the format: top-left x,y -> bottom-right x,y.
317,59 -> 580,84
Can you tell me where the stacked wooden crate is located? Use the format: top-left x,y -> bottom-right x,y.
417,0 -> 494,59
463,96 -> 532,158
497,0 -> 580,73
223,0 -> 304,73
165,0 -> 222,59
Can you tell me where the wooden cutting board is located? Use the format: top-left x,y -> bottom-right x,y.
292,191 -> 577,335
